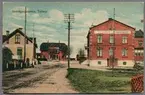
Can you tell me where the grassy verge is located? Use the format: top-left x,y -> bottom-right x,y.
66,68 -> 143,93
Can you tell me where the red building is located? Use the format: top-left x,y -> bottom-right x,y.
134,30 -> 144,64
40,42 -> 67,61
86,18 -> 136,67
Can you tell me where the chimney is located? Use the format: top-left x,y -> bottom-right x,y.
108,18 -> 113,20
18,28 -> 23,31
139,29 -> 142,31
6,31 -> 9,36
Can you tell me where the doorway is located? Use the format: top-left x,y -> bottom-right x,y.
107,58 -> 118,67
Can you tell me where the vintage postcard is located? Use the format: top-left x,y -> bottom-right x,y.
2,2 -> 144,94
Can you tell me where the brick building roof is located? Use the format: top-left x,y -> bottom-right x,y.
135,30 -> 144,38
40,42 -> 68,52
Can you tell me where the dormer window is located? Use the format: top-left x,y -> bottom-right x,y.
15,34 -> 20,44
138,41 -> 143,46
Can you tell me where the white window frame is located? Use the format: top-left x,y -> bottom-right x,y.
97,35 -> 102,43
109,48 -> 113,56
97,48 -> 102,57
109,35 -> 114,43
122,48 -> 128,56
122,36 -> 127,43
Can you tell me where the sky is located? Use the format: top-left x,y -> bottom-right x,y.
3,2 -> 144,57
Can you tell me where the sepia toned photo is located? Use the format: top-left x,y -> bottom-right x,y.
2,2 -> 144,94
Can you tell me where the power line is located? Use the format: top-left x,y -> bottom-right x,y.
64,13 -> 74,68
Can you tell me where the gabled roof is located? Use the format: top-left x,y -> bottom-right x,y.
3,28 -> 37,48
40,42 -> 67,52
86,18 -> 136,38
29,37 -> 37,48
90,18 -> 135,30
135,30 -> 144,38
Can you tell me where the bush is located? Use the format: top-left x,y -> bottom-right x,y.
79,57 -> 86,64
133,63 -> 144,71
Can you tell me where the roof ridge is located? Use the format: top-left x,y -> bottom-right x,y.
90,18 -> 135,30
3,28 -> 37,47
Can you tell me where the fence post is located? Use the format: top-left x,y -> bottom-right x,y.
6,63 -> 9,70
21,62 -> 23,68
14,62 -> 16,69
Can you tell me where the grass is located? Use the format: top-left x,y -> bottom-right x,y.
66,68 -> 143,93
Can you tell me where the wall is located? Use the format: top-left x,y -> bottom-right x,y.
88,19 -> 135,67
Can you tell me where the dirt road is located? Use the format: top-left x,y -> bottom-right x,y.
2,62 -> 78,93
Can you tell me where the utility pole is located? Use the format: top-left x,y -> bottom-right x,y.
64,14 -> 74,68
24,7 -> 27,64
33,23 -> 35,60
112,8 -> 115,76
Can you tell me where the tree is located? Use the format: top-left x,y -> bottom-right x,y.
66,46 -> 73,56
78,48 -> 85,57
2,47 -> 13,71
78,48 -> 86,63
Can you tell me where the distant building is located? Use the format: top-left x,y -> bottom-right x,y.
134,30 -> 144,64
40,42 -> 68,61
3,28 -> 37,63
86,18 -> 135,67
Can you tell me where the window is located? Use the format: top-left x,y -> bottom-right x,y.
134,50 -> 138,56
15,34 -> 21,44
138,41 -> 143,46
17,47 -> 22,59
97,47 -> 102,57
135,50 -> 144,56
122,36 -> 127,43
123,62 -> 127,65
110,35 -> 114,43
122,48 -> 128,56
141,50 -> 144,56
109,48 -> 113,56
98,61 -> 101,65
97,35 -> 102,43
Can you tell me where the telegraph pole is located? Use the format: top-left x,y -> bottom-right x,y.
112,8 -> 115,76
33,23 -> 35,60
64,14 -> 74,68
24,7 -> 27,64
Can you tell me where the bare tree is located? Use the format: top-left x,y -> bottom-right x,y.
78,48 -> 85,57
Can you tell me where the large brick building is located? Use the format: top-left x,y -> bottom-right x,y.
86,18 -> 136,67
